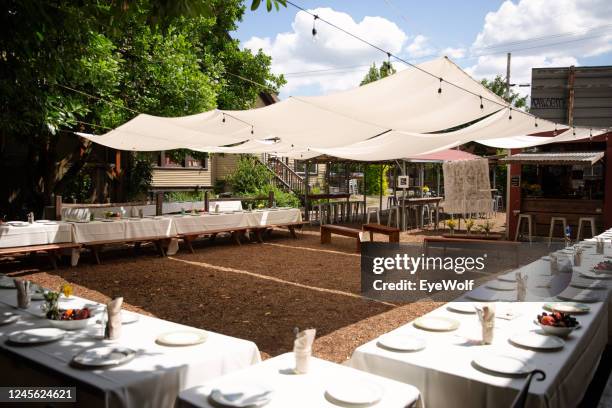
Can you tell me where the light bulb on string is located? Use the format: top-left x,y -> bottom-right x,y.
479,96 -> 483,110
534,117 -> 538,128
573,127 -> 576,136
590,129 -> 593,141
251,126 -> 254,135
438,78 -> 443,94
553,124 -> 558,136
222,113 -> 226,123
311,15 -> 319,42
508,108 -> 512,120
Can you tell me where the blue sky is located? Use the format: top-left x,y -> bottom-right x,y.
233,0 -> 612,99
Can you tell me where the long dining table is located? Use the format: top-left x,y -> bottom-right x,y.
347,231 -> 612,408
0,288 -> 260,408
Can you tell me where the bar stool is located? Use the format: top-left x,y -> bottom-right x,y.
387,206 -> 400,228
421,204 -> 431,229
386,196 -> 398,210
366,207 -> 380,224
577,217 -> 597,241
514,214 -> 533,242
494,195 -> 504,213
548,217 -> 567,245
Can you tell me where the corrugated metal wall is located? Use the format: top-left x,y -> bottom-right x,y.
150,168 -> 212,188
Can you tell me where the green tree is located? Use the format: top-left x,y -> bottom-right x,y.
480,75 -> 528,109
0,0 -> 284,217
360,61 -> 396,86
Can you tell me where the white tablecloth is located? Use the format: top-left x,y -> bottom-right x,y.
348,237 -> 611,408
172,209 -> 302,235
0,290 -> 260,408
178,353 -> 420,408
0,222 -> 73,248
70,218 -> 176,244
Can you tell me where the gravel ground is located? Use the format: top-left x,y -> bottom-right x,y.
0,213 -> 507,363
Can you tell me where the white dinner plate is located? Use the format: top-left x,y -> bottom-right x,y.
486,281 -> 516,291
156,330 -> 208,346
72,346 -> 136,368
0,278 -> 15,289
326,378 -> 383,406
7,221 -> 29,227
377,335 -> 426,352
473,355 -> 535,376
35,220 -> 51,223
544,302 -> 590,314
447,302 -> 477,314
8,328 -> 65,345
209,383 -> 273,408
570,280 -> 607,290
579,271 -> 612,280
556,292 -> 600,303
497,273 -> 517,283
509,332 -> 565,350
413,316 -> 460,332
0,311 -> 20,325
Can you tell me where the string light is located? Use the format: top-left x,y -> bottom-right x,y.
479,96 -> 483,110
590,129 -> 593,140
438,78 -> 443,94
222,113 -> 226,123
251,126 -> 254,135
572,127 -> 576,136
534,117 -> 538,128
553,123 -> 558,136
508,108 -> 512,120
311,15 -> 318,40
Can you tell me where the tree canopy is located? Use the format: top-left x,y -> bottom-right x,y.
0,0 -> 285,217
480,75 -> 528,109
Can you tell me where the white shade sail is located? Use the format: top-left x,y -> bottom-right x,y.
78,57 -> 606,160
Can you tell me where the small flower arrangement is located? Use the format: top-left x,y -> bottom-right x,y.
445,218 -> 457,233
465,218 -> 475,234
422,186 -> 430,193
60,283 -> 73,298
42,291 -> 61,320
478,220 -> 495,235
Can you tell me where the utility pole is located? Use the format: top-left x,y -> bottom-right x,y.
505,52 -> 511,102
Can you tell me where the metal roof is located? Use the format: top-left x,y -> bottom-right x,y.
500,151 -> 605,165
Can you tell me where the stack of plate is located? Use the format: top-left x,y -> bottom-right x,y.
447,302 -> 477,314
544,302 -> 590,314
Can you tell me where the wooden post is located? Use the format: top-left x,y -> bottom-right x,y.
363,164 -> 368,219
345,162 -> 350,221
204,191 -> 209,212
379,163 -> 383,211
155,192 -> 163,216
304,162 -> 310,221
437,165 -> 441,196
54,195 -> 62,221
507,149 -> 522,240
268,190 -> 274,208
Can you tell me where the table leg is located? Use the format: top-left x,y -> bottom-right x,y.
288,226 -> 298,239
91,246 -> 101,265
47,250 -> 58,270
70,248 -> 80,267
183,236 -> 195,254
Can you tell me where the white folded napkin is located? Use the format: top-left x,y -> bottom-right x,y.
105,297 -> 123,340
293,329 -> 316,353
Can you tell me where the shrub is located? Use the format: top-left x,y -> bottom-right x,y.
227,155 -> 270,194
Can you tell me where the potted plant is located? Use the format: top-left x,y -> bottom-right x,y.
465,218 -> 475,234
445,218 -> 457,235
478,220 -> 495,236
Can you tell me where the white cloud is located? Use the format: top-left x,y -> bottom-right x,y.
405,35 -> 435,58
243,7 -> 407,97
440,47 -> 466,59
466,0 -> 612,100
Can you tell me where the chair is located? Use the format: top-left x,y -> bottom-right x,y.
366,207 -> 380,224
514,214 -> 533,242
577,217 -> 597,241
494,195 -> 504,213
387,206 -> 400,228
548,217 -> 567,245
420,205 -> 431,229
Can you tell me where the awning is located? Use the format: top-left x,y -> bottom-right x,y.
500,151 -> 605,166
405,149 -> 479,163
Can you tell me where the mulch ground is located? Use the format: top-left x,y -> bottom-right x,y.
0,213 -> 507,363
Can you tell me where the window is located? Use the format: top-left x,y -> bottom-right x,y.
294,161 -> 317,175
158,152 -> 207,170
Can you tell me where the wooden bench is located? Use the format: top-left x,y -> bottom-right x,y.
0,242 -> 81,269
320,225 -> 363,253
84,237 -> 174,264
362,223 -> 400,243
256,221 -> 310,241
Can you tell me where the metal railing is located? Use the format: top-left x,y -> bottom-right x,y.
260,154 -> 306,196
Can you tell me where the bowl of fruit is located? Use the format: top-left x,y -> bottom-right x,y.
537,312 -> 579,338
46,308 -> 94,330
594,260 -> 612,272
105,211 -> 121,220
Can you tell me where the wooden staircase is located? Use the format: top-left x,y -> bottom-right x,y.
259,154 -> 306,196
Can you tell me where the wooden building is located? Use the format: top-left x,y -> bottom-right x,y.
506,65 -> 612,239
